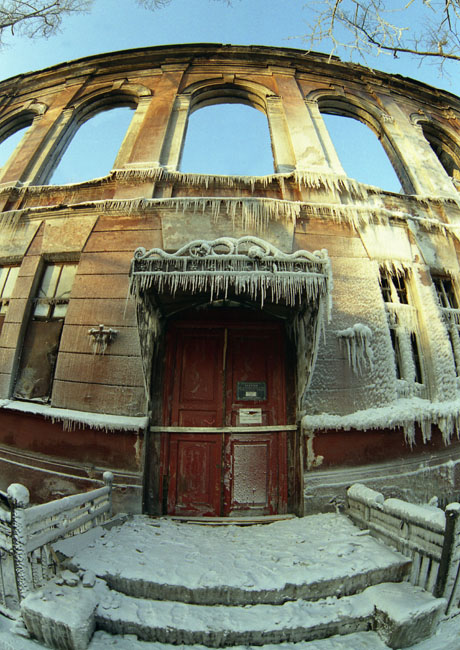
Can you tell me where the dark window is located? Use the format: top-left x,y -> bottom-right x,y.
421,124 -> 460,180
433,276 -> 458,309
433,275 -> 460,375
14,263 -> 77,402
379,267 -> 423,385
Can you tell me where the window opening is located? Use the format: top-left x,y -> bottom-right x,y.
0,125 -> 30,168
433,275 -> 460,375
421,125 -> 460,181
0,266 -> 19,336
14,263 -> 77,402
410,332 -> 424,385
379,267 -> 424,388
389,328 -> 402,379
321,113 -> 402,193
49,107 -> 134,185
180,103 -> 274,176
433,276 -> 458,309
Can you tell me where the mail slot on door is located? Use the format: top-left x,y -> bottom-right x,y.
236,381 -> 267,401
239,408 -> 262,424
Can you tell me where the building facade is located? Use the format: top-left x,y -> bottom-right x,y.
1,44 -> 460,516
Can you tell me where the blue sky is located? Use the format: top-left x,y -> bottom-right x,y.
0,0 -> 458,190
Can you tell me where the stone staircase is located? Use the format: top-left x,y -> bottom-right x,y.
14,514 -> 448,650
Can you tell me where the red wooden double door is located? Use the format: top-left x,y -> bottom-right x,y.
162,315 -> 288,517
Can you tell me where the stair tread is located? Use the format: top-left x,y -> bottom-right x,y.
55,513 -> 409,598
94,581 -> 442,635
89,630 -> 392,649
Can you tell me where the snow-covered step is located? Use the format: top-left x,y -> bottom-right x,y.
92,582 -> 444,648
20,578 -> 445,650
88,630 -> 393,649
54,514 -> 411,605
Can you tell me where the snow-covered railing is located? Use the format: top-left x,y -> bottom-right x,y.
7,472 -> 113,602
347,484 -> 460,617
0,494 -> 14,617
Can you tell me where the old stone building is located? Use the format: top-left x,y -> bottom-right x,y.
1,43 -> 460,517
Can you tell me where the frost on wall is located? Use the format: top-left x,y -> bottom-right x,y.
135,294 -> 161,401
336,324 -> 373,375
291,301 -> 326,411
413,269 -> 457,402
303,258 -> 397,418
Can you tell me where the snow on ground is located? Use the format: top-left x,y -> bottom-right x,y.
54,513 -> 407,593
1,512 -> 459,649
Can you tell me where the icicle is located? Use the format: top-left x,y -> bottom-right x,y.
438,415 -> 454,446
0,208 -> 26,232
441,307 -> 460,326
385,303 -> 418,332
421,418 -> 432,443
403,420 -> 416,448
379,260 -> 411,277
110,167 -> 373,198
336,323 -> 374,375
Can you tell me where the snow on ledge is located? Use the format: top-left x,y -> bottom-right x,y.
302,396 -> 460,447
0,400 -> 148,433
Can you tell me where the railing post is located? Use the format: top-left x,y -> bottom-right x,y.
103,471 -> 114,517
7,483 -> 31,602
434,503 -> 460,612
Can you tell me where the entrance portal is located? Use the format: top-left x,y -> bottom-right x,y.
162,313 -> 288,517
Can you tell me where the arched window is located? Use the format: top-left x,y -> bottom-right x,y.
49,105 -> 135,185
317,97 -> 406,193
180,103 -> 274,176
0,119 -> 33,169
420,123 -> 460,180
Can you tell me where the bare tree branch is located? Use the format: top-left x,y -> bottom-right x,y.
0,1 -> 92,44
0,0 -> 232,47
304,0 -> 460,67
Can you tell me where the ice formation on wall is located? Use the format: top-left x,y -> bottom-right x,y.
302,396 -> 460,448
0,400 -> 148,433
130,236 -> 331,308
336,324 -> 373,375
112,168 -> 370,198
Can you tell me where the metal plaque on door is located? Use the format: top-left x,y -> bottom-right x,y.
237,381 -> 267,401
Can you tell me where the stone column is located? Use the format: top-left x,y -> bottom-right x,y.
126,65 -> 188,168
265,95 -> 296,173
271,70 -> 333,173
304,99 -> 345,175
159,94 -> 191,171
113,96 -> 153,169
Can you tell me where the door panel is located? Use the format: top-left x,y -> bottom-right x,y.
170,330 -> 224,427
168,434 -> 222,516
224,434 -> 277,515
226,329 -> 285,427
